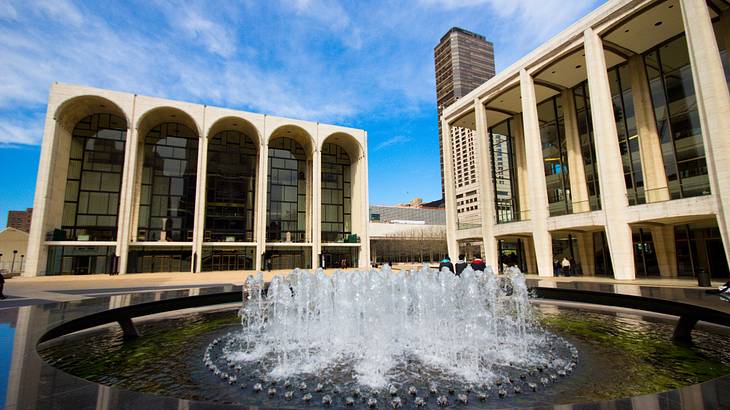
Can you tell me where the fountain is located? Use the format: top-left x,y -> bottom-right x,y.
203,264 -> 577,406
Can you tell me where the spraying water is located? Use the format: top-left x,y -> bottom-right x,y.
204,264 -> 576,400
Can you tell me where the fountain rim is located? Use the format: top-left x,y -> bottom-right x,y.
33,284 -> 730,409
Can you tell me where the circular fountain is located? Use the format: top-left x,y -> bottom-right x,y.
35,264 -> 730,409
201,265 -> 576,407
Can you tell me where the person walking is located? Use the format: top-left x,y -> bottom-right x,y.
438,256 -> 454,273
455,254 -> 468,276
470,254 -> 486,272
0,272 -> 6,300
561,256 -> 571,277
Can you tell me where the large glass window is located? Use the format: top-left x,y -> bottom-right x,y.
263,247 -> 312,270
608,64 -> 645,205
593,231 -> 613,277
137,123 -> 199,242
645,35 -> 710,199
632,228 -> 659,277
267,138 -> 307,242
204,130 -> 257,242
489,118 -> 520,223
321,246 -> 358,269
62,114 -> 126,241
127,246 -> 192,273
321,143 -> 352,242
573,81 -> 601,211
538,96 -> 571,216
202,246 -> 255,271
46,246 -> 116,275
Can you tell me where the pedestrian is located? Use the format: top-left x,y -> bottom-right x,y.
455,254 -> 468,276
0,272 -> 6,300
470,254 -> 486,272
561,256 -> 571,277
438,256 -> 454,273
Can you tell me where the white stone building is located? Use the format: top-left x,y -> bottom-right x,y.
442,0 -> 730,280
25,83 -> 370,275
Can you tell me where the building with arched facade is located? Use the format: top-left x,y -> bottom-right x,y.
24,83 -> 369,276
441,0 -> 730,280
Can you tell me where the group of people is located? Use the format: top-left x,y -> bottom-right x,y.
438,254 -> 486,275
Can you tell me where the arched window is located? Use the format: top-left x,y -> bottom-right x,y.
321,143 -> 351,242
61,113 -> 127,241
267,137 -> 306,242
137,123 -> 198,242
205,130 -> 257,242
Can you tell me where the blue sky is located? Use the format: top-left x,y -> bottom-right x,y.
0,0 -> 603,228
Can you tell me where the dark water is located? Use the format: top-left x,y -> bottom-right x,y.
38,306 -> 730,408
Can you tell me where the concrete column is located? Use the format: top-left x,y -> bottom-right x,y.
651,225 -> 677,277
441,118 -> 459,260
628,55 -> 670,202
193,122 -> 209,273
474,101 -> 499,267
356,141 -> 371,268
255,119 -> 269,270
116,109 -> 139,275
584,28 -> 635,280
679,0 -> 730,273
562,89 -> 590,213
25,115 -> 64,276
576,232 -> 595,276
312,146 -> 322,269
511,114 -> 530,221
519,69 -> 553,277
722,11 -> 730,69
524,236 -> 538,275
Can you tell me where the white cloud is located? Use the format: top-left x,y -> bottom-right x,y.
0,116 -> 43,146
375,135 -> 412,151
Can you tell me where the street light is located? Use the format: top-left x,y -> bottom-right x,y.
0,253 -> 3,271
20,255 -> 25,273
11,250 -> 17,274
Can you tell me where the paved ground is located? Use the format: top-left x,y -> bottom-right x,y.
1,266 -> 727,309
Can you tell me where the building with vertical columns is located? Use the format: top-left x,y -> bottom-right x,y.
24,83 -> 370,276
435,27 -> 496,211
442,0 -> 730,281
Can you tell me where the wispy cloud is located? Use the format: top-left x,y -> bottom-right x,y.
0,0 -> 601,147
375,135 -> 412,151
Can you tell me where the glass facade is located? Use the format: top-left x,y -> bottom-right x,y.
538,96 -> 572,216
137,123 -> 199,242
321,246 -> 358,269
46,246 -> 116,275
263,247 -> 312,270
675,221 -> 729,279
572,81 -> 601,211
204,130 -> 257,242
645,34 -> 710,199
61,114 -> 126,241
608,64 -> 645,205
593,231 -> 613,276
127,246 -> 192,273
321,143 -> 352,242
632,228 -> 659,277
489,119 -> 520,223
267,138 -> 307,242
497,238 -> 527,273
201,246 -> 255,271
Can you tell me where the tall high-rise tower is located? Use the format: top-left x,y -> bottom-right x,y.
434,27 -> 494,218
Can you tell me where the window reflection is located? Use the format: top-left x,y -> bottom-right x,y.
321,143 -> 352,242
62,114 -> 126,241
267,138 -> 307,242
137,123 -> 199,242
645,35 -> 710,199
489,118 -> 520,223
205,130 -> 257,242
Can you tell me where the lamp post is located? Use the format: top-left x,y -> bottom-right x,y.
20,254 -> 25,273
0,253 -> 3,272
11,250 -> 17,274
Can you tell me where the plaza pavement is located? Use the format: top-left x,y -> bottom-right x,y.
0,265 -> 726,309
